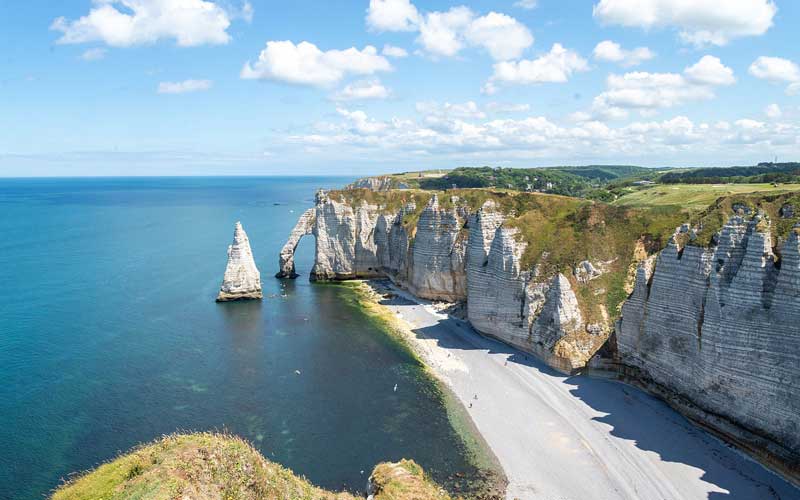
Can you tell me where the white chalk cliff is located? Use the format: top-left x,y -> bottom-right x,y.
217,222 -> 262,302
278,190 -> 800,478
617,217 -> 800,475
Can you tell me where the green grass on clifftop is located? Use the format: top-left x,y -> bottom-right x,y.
612,183 -> 800,210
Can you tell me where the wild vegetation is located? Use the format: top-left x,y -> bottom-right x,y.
390,165 -> 649,197
51,433 -> 455,500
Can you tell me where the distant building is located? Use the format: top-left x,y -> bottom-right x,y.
633,180 -> 656,186
545,182 -> 554,190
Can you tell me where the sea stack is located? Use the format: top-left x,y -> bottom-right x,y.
217,222 -> 262,302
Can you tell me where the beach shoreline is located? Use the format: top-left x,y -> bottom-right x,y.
352,279 -> 800,500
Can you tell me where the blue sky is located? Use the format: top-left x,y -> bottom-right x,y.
1,0 -> 798,176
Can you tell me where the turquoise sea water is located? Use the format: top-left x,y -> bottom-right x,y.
0,177 -> 479,499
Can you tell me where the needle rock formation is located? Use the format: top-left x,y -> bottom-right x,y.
217,222 -> 262,302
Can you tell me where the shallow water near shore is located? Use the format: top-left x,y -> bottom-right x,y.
0,177 -> 487,499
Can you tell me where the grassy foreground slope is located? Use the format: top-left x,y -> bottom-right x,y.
52,433 -> 451,500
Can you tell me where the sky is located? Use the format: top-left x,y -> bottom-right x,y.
1,0 -> 799,176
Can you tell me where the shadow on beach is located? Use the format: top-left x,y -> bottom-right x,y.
372,280 -> 799,500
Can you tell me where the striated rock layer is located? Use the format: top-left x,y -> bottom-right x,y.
466,201 -> 597,372
217,222 -> 262,302
617,217 -> 800,476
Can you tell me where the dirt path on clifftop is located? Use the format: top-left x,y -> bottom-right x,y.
364,282 -> 800,500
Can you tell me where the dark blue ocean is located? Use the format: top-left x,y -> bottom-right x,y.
0,177 -> 478,499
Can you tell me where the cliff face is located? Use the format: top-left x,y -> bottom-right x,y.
217,222 -> 262,302
279,193 -> 602,371
617,217 -> 800,470
466,201 -> 594,372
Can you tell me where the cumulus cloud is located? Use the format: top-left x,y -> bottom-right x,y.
463,11 -> 534,61
241,41 -> 392,87
684,55 -> 736,85
590,55 -> 735,118
593,40 -> 654,67
80,48 -> 107,61
332,79 -> 391,101
484,43 -> 588,94
51,0 -> 243,47
367,1 -> 532,61
749,56 -> 800,94
366,0 -> 421,31
415,6 -> 474,58
382,44 -> 409,58
592,0 -> 777,46
157,79 -> 212,94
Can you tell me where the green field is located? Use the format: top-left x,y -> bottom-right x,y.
612,183 -> 800,210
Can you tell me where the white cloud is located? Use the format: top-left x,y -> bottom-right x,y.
514,0 -> 538,9
286,107 -> 799,160
332,79 -> 391,101
593,40 -> 654,67
80,48 -> 107,61
592,0 -> 776,47
241,41 -> 392,87
366,0 -> 421,31
764,103 -> 782,119
749,56 -> 800,95
464,12 -> 534,61
684,55 -> 736,86
416,6 -> 474,58
590,55 -> 734,118
748,56 -> 800,82
157,79 -> 212,94
51,0 -> 240,47
382,44 -> 409,58
369,2 -> 532,61
485,43 -> 588,93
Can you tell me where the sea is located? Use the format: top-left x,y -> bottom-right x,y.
0,177 -> 481,499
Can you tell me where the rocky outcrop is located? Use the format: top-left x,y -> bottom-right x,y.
277,208 -> 315,278
617,217 -> 800,474
217,222 -> 262,302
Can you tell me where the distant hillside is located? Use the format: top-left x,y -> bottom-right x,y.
660,162 -> 800,184
410,165 -> 652,197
